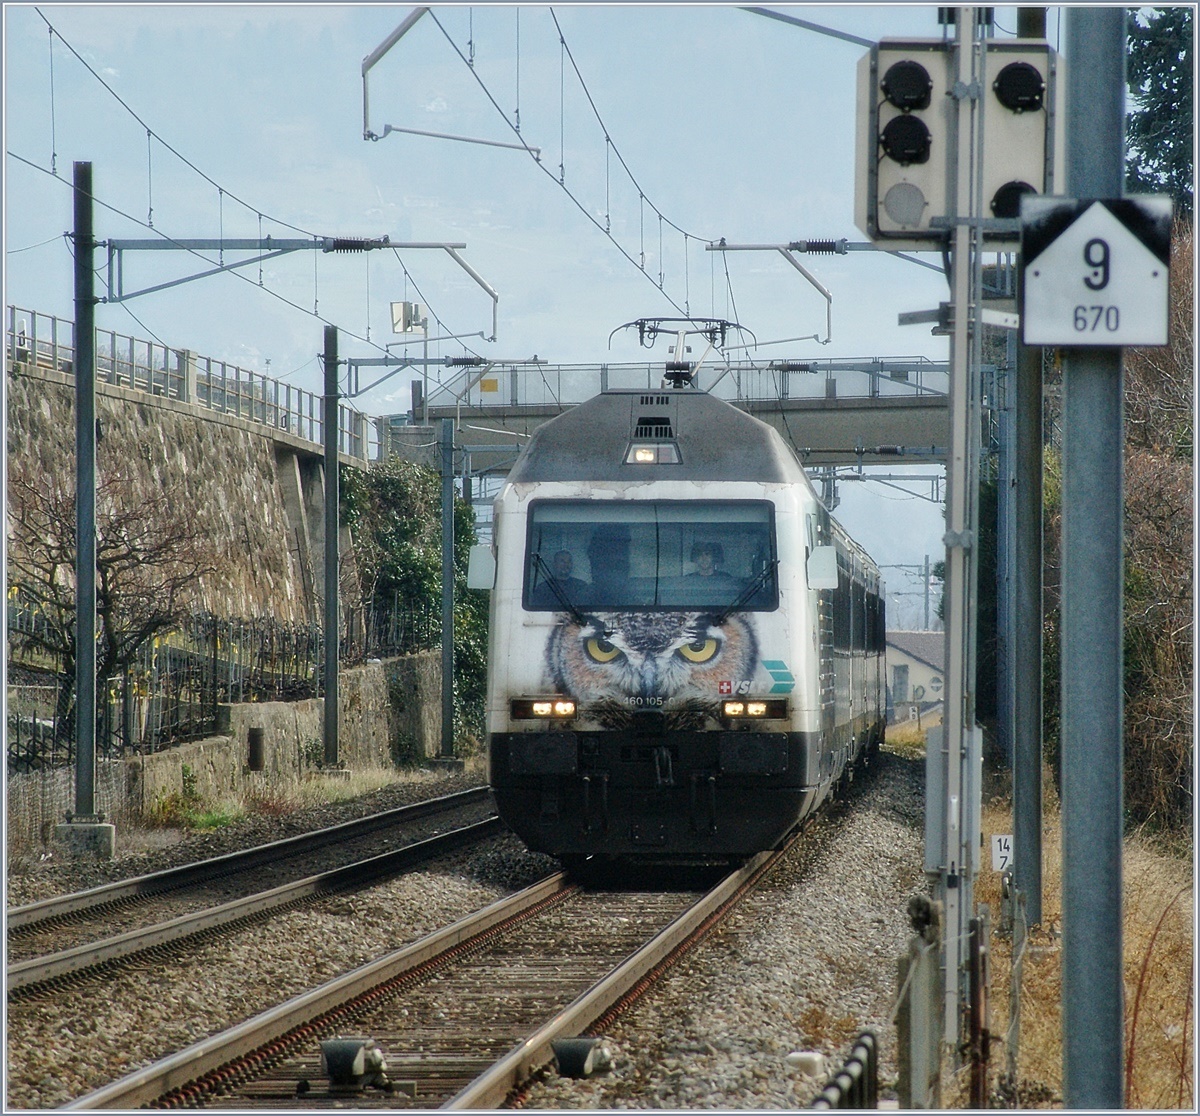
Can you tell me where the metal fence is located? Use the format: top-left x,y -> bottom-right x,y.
6,604 -> 440,773
6,305 -> 376,461
810,1031 -> 879,1110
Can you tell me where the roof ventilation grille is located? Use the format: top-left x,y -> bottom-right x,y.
639,394 -> 670,406
634,416 -> 674,440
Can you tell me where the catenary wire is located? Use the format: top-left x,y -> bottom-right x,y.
427,8 -> 697,320
33,8 -> 319,240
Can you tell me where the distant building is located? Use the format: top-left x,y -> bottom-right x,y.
886,631 -> 945,725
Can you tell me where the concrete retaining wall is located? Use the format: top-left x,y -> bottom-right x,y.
6,653 -> 440,853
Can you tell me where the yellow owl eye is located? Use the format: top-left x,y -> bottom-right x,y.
585,637 -> 622,663
678,638 -> 719,663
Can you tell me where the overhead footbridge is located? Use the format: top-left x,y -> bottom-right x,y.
377,357 -> 953,474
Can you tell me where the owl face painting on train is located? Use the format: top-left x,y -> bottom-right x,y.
471,383 -> 886,871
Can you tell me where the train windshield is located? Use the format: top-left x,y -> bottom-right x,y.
524,500 -> 778,612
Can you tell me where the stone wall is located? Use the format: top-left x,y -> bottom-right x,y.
6,361 -> 360,625
6,653 -> 441,853
5,361 -> 446,856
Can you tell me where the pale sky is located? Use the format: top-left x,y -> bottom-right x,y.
4,4 -> 1064,626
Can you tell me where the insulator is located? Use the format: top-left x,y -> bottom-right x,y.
329,238 -> 369,252
804,240 -> 844,255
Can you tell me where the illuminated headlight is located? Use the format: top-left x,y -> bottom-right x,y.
511,697 -> 577,719
624,443 -> 680,465
722,699 -> 787,719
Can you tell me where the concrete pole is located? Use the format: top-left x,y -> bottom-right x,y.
440,418 -> 455,758
323,325 -> 339,768
1060,8 -> 1127,1108
73,161 -> 97,820
1013,5 -> 1047,929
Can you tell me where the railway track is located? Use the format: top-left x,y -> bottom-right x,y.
8,789 -> 500,996
65,841 -> 792,1111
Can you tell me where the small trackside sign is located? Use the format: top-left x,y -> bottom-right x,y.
1020,195 -> 1172,348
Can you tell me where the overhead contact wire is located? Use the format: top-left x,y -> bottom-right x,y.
33,7 -> 318,239
426,7 -> 694,318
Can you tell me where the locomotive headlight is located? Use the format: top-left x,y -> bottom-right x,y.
512,697 -> 577,719
624,442 -> 681,464
722,699 -> 788,720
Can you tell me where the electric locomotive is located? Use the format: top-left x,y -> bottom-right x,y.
472,383 -> 886,866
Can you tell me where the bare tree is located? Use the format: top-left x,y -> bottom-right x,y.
7,460 -> 218,744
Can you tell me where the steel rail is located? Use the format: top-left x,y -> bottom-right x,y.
444,848 -> 776,1109
8,816 -> 503,993
8,786 -> 491,932
64,871 -> 571,1111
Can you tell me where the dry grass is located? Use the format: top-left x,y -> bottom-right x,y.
884,712 -> 942,759
976,789 -> 1195,1109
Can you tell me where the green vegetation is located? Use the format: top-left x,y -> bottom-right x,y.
340,458 -> 489,749
1127,7 -> 1193,217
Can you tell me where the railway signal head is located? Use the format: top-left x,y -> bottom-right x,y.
855,40 -> 953,245
855,38 -> 1064,246
980,43 -> 1064,229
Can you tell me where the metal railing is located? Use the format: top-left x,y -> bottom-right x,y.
810,1031 -> 879,1110
403,357 -> 950,414
6,305 -> 376,461
6,603 -> 440,772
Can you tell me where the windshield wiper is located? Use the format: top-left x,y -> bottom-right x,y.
532,553 -> 589,627
713,559 -> 779,624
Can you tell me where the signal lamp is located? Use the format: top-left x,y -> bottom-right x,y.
993,61 -> 1045,112
991,180 -> 1037,219
881,115 -> 932,165
882,182 -> 928,227
881,60 -> 933,111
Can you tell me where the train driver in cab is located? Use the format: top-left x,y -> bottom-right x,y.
530,548 -> 590,607
688,541 -> 737,585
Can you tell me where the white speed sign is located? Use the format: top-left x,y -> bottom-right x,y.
1020,196 -> 1173,348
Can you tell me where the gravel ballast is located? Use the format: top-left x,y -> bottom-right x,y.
521,749 -> 925,1108
5,753 -> 926,1109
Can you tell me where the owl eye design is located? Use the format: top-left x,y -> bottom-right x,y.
585,636 -> 622,663
678,637 -> 720,663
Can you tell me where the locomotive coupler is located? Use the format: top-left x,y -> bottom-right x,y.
653,745 -> 675,787
689,772 -> 718,834
581,773 -> 610,834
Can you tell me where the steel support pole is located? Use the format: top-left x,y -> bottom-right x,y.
1013,4 -> 1046,930
440,418 -> 455,758
1061,8 -> 1127,1107
935,8 -> 983,1050
73,161 -> 97,819
1013,277 -> 1044,927
322,325 -> 339,768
